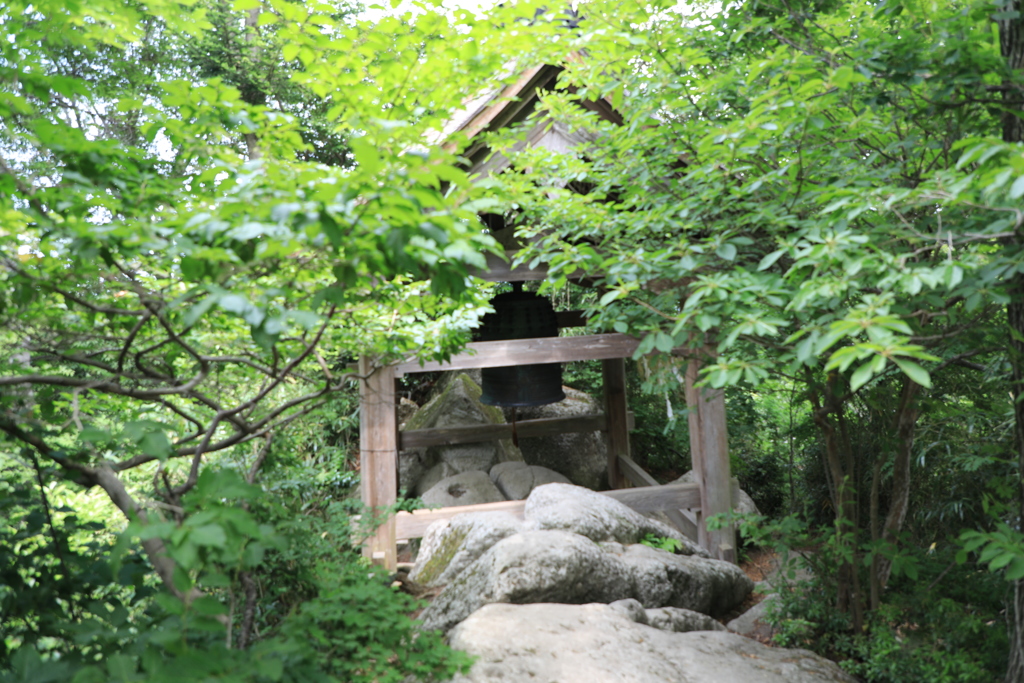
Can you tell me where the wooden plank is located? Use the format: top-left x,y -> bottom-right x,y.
603,357 -> 629,489
617,455 -> 699,541
701,384 -> 735,563
685,351 -> 735,563
359,360 -> 398,570
685,357 -> 709,553
393,333 -> 640,376
459,65 -> 546,141
394,499 -> 527,539
400,413 -> 608,450
392,481 -> 705,540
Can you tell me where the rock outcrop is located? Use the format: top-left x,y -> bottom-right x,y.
419,529 -> 752,632
447,602 -> 858,683
411,482 -> 708,588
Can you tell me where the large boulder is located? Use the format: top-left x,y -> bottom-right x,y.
412,483 -> 708,589
505,386 -> 608,490
526,483 -> 706,555
419,529 -> 752,632
448,602 -> 857,683
420,471 -> 505,508
409,511 -> 528,586
399,374 -> 523,494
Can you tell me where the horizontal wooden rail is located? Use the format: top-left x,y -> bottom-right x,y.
400,412 -> 634,450
394,333 -> 640,377
391,480 -> 703,540
618,455 -> 699,541
617,454 -> 741,547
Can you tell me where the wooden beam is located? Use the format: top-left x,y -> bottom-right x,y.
685,353 -> 736,563
359,360 -> 398,570
603,357 -> 629,490
392,481 -> 704,540
401,413 -> 607,450
617,455 -> 699,541
393,333 -> 640,376
400,411 -> 636,449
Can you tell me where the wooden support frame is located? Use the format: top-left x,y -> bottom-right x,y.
685,355 -> 736,563
400,412 -> 634,450
358,359 -> 398,568
393,333 -> 640,377
602,358 -> 629,490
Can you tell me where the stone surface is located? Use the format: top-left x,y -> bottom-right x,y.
448,602 -> 858,683
646,606 -> 727,633
410,483 -> 711,594
414,462 -> 457,497
493,464 -> 572,500
505,386 -> 608,490
488,460 -> 528,482
604,541 -> 752,617
673,470 -> 760,516
400,374 -> 524,494
409,511 -> 528,587
727,593 -> 777,640
419,530 -> 751,632
420,471 -> 506,509
525,483 -> 707,556
608,598 -> 649,625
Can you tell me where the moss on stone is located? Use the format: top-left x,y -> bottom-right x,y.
415,525 -> 471,585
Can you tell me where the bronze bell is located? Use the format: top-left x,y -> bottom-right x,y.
476,284 -> 565,408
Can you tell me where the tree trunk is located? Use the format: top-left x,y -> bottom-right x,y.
1002,3 -> 1024,681
875,379 -> 921,592
809,374 -> 864,630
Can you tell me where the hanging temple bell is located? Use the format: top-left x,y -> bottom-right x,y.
475,283 -> 566,408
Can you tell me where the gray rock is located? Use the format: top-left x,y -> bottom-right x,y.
409,512 -> 528,587
420,471 -> 506,509
419,530 -> 751,632
420,530 -> 625,632
448,603 -> 857,683
505,386 -> 608,490
608,598 -> 649,625
673,470 -> 761,516
488,460 -> 528,482
728,593 -> 778,640
438,443 -> 501,475
398,448 -> 430,496
646,606 -> 726,633
414,462 -> 458,497
494,464 -> 572,500
525,482 -> 707,556
400,374 -> 524,494
605,542 -> 753,616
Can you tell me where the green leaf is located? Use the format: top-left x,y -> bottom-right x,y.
1010,175 -> 1024,199
849,361 -> 875,392
189,523 -> 227,547
757,249 -> 784,271
716,243 -> 737,261
891,358 -> 932,388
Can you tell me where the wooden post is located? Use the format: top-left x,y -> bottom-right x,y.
603,357 -> 629,489
358,358 -> 398,570
685,354 -> 736,563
